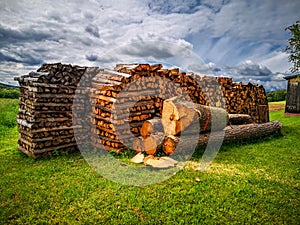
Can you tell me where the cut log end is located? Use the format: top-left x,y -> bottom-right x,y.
163,135 -> 179,155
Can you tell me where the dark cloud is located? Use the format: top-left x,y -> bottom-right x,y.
85,24 -> 100,38
188,62 -> 221,75
120,41 -> 174,59
147,0 -> 231,15
86,54 -> 98,61
148,0 -> 201,14
224,61 -> 289,91
0,25 -> 51,47
229,61 -> 273,81
0,51 -> 43,65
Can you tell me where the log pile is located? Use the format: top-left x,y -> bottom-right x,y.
129,96 -> 281,159
153,97 -> 280,156
224,82 -> 269,123
14,63 -> 88,157
116,65 -> 269,123
15,63 -> 271,157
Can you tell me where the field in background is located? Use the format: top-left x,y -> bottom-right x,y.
0,99 -> 299,224
269,100 -> 286,112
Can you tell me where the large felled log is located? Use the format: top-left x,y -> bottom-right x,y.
162,96 -> 228,136
162,120 -> 282,154
200,120 -> 282,147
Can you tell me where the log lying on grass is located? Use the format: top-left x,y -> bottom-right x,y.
162,120 -> 282,154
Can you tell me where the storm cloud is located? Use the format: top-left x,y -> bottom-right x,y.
0,0 -> 299,90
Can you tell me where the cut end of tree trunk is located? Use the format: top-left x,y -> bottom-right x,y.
163,135 -> 180,155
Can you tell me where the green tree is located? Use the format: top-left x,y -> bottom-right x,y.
285,21 -> 300,73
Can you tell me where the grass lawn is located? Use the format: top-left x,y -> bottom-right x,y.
268,100 -> 286,112
0,99 -> 299,224
268,101 -> 286,105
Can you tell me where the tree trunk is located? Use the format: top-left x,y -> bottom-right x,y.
163,120 -> 282,154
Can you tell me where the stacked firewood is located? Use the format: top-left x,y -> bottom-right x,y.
89,64 -> 189,151
15,63 -> 270,157
14,63 -> 87,157
116,65 -> 269,123
90,64 -> 269,152
225,82 -> 269,123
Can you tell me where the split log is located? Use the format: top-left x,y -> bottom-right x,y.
130,153 -> 145,164
162,120 -> 282,154
228,114 -> 253,125
162,96 -> 228,136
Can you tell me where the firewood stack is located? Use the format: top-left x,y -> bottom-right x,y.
15,63 -> 270,157
226,82 -> 269,123
89,64 -> 191,151
116,65 -> 269,123
14,63 -> 88,157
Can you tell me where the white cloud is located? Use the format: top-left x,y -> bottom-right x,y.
224,60 -> 288,91
212,0 -> 300,43
0,0 -> 298,91
260,51 -> 291,73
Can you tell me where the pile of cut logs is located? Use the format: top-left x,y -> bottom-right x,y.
130,96 -> 281,159
223,82 -> 269,123
15,63 -> 274,157
14,63 -> 88,157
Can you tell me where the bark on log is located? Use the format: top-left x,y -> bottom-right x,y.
162,120 -> 282,154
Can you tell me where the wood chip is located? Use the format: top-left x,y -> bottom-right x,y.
130,153 -> 145,164
144,156 -> 178,169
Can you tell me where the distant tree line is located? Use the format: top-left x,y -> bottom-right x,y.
267,90 -> 287,102
0,84 -> 19,99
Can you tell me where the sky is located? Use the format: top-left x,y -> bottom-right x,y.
0,0 -> 299,91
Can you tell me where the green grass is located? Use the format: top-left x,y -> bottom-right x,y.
0,99 -> 299,224
269,100 -> 286,105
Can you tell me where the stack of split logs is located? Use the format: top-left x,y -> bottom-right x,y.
222,81 -> 269,123
14,63 -> 88,157
15,63 -> 280,158
89,63 -> 274,154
